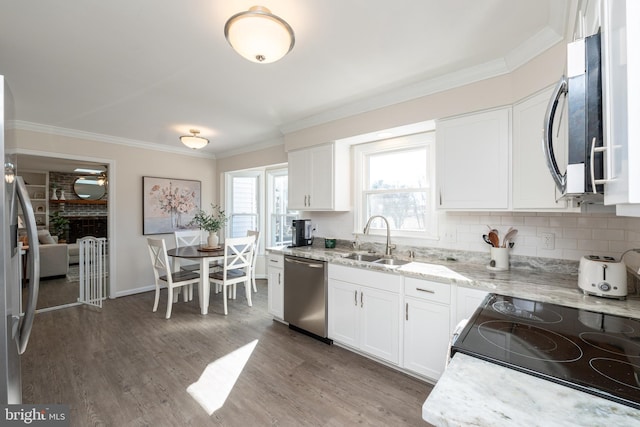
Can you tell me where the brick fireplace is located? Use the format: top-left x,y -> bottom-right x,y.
68,216 -> 107,243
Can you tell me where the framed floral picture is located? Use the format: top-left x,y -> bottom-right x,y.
142,176 -> 201,235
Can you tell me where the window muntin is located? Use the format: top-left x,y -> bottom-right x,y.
355,132 -> 436,238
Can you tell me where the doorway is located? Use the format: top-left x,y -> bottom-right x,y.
17,152 -> 113,311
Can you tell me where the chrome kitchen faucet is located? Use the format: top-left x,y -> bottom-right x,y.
363,215 -> 395,256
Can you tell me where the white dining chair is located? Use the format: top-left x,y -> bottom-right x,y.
173,229 -> 202,273
208,235 -> 254,315
147,238 -> 200,319
247,230 -> 260,293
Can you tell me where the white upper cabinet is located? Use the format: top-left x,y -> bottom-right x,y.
288,143 -> 350,211
512,88 -> 578,211
601,0 -> 640,216
436,107 -> 510,210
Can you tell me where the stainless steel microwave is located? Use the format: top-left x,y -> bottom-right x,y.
543,32 -> 604,203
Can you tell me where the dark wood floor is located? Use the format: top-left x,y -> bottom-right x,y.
21,280 -> 433,426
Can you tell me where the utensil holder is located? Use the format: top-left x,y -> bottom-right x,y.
489,247 -> 509,271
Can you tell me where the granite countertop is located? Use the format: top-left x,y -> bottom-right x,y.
267,245 -> 640,318
423,353 -> 640,427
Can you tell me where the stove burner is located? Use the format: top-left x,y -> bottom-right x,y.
579,332 -> 640,358
478,320 -> 583,362
492,301 -> 562,323
590,358 -> 640,391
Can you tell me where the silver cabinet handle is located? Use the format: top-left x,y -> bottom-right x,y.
590,136 -> 610,189
543,76 -> 568,194
15,177 -> 40,355
354,290 -> 357,306
360,291 -> 363,308
269,259 -> 280,263
406,302 -> 408,321
284,257 -> 324,268
278,272 -> 281,284
416,287 -> 435,294
308,194 -> 311,207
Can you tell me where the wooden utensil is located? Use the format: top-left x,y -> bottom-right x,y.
488,231 -> 500,248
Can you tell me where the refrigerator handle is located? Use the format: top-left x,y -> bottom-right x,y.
15,177 -> 40,355
543,76 -> 568,194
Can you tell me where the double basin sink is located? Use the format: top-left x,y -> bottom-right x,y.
342,252 -> 411,268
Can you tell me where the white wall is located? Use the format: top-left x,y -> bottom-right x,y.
14,129 -> 217,297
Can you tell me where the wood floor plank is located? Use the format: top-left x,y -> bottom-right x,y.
22,280 -> 433,426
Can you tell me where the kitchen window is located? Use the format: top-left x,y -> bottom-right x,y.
354,132 -> 436,239
267,168 -> 297,246
227,172 -> 260,238
225,166 -> 297,248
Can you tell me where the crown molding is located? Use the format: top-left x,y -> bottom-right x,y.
10,120 -> 218,159
281,1 -> 569,135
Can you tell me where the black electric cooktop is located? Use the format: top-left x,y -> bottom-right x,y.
451,294 -> 640,409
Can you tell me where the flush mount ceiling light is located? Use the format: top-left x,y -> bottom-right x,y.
180,129 -> 209,149
224,5 -> 295,64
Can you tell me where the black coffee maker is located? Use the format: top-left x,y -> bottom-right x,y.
291,219 -> 313,247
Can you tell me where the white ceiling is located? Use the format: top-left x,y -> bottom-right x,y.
1,1 -> 571,158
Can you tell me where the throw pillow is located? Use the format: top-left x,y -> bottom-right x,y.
37,229 -> 56,245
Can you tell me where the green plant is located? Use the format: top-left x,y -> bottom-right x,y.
189,204 -> 228,233
49,211 -> 70,239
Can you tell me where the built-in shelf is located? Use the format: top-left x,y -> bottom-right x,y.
50,199 -> 107,205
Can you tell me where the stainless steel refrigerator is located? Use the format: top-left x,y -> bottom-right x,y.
1,74 -> 40,404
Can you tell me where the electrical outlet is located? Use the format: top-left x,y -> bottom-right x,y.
541,232 -> 555,250
443,229 -> 457,243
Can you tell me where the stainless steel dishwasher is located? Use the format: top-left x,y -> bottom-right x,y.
283,256 -> 331,344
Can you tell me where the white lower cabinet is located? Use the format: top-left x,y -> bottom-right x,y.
455,286 -> 489,326
327,263 -> 489,382
267,253 -> 284,319
402,278 -> 452,381
328,265 -> 401,365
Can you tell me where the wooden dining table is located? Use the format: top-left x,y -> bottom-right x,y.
167,245 -> 224,315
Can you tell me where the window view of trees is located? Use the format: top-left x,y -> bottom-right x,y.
364,147 -> 429,232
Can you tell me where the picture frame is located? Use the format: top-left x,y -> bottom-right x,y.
142,176 -> 201,235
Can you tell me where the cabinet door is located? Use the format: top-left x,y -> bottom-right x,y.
267,265 -> 284,319
328,279 -> 359,348
309,145 -> 334,209
512,89 -> 575,211
455,287 -> 489,327
288,149 -> 310,210
602,0 -> 640,214
360,287 -> 400,364
437,108 -> 510,210
404,298 -> 451,380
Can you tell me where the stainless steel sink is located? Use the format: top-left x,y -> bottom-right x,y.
372,258 -> 411,267
342,253 -> 411,267
343,253 -> 381,262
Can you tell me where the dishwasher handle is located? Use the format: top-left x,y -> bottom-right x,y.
285,257 -> 324,268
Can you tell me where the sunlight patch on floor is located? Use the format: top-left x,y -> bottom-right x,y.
187,339 -> 258,415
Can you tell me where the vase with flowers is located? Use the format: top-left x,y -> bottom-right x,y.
189,204 -> 228,247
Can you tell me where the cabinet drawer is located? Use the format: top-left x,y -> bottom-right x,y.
328,264 -> 402,293
267,253 -> 284,267
404,277 -> 451,304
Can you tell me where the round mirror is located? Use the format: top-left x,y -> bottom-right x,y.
73,175 -> 107,200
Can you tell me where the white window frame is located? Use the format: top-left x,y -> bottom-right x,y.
224,164 -> 296,251
226,170 -> 261,238
353,132 -> 437,240
267,167 -> 298,247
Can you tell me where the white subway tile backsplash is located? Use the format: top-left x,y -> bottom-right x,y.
564,228 -> 593,239
549,217 -> 578,228
313,210 -> 640,263
578,239 -> 609,252
593,228 -> 625,241
524,216 -> 550,227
